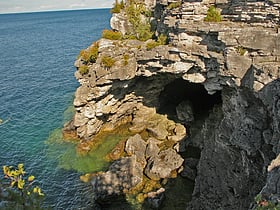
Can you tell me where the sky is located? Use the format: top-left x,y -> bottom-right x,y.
0,0 -> 115,14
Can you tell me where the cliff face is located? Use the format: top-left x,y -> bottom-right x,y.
66,0 -> 280,209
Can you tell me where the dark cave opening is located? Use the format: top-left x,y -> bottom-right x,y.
158,78 -> 222,122
157,78 -> 223,208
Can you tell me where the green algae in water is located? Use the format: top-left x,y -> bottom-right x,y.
63,104 -> 75,123
46,128 -> 131,173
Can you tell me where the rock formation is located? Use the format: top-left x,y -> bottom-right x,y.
65,0 -> 280,209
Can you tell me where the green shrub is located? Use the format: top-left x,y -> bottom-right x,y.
135,23 -> 154,41
146,34 -> 168,50
146,40 -> 159,50
125,0 -> 154,41
102,29 -> 123,40
101,56 -> 115,69
1,164 -> 44,209
123,54 -> 129,65
167,1 -> 182,10
204,6 -> 222,22
157,34 -> 168,45
79,42 -> 99,64
89,42 -> 99,61
123,34 -> 137,40
79,65 -> 89,75
79,49 -> 90,62
110,0 -> 125,13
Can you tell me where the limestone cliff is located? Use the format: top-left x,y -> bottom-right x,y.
65,0 -> 280,209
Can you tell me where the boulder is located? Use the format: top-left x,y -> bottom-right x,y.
145,148 -> 184,180
92,155 -> 143,204
125,134 -> 147,167
168,123 -> 187,142
176,100 -> 194,122
146,121 -> 169,140
145,138 -> 161,159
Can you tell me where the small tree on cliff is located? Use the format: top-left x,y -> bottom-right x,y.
111,0 -> 125,13
1,163 -> 45,209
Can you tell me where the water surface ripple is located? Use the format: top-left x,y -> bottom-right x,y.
0,9 -> 111,209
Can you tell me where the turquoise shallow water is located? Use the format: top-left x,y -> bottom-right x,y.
0,9 -> 111,209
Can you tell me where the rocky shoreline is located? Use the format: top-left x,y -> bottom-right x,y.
64,0 -> 280,209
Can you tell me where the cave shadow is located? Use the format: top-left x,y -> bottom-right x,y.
157,77 -> 222,123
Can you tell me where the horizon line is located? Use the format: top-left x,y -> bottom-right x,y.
0,7 -> 111,15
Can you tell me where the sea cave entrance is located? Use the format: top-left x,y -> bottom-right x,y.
156,78 -> 224,208
158,78 -> 222,123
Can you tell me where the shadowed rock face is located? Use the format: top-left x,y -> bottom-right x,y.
158,78 -> 222,121
67,0 -> 280,209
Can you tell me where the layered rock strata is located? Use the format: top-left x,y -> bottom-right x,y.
66,0 -> 280,209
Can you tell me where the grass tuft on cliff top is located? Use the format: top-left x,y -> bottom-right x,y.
101,55 -> 116,69
167,1 -> 182,10
78,42 -> 99,64
204,6 -> 222,22
102,29 -> 123,40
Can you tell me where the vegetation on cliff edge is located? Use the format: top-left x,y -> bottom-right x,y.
125,0 -> 153,41
78,42 -> 99,64
146,34 -> 168,50
111,0 -> 125,13
102,29 -> 123,40
204,6 -> 222,22
167,1 -> 182,10
101,55 -> 116,69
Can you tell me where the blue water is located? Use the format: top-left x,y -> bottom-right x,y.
0,9 -> 111,209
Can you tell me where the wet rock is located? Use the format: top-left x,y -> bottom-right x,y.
184,158 -> 199,169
